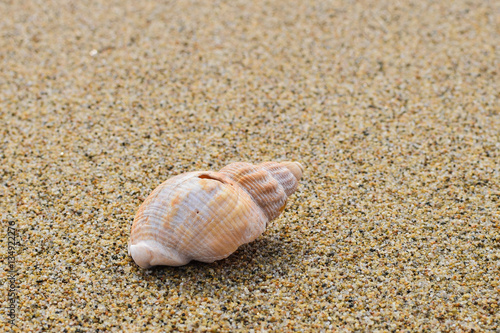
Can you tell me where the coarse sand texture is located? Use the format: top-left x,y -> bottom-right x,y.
1,0 -> 499,331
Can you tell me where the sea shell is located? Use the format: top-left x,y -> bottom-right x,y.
128,161 -> 304,268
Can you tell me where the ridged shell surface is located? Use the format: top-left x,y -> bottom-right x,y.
129,161 -> 303,268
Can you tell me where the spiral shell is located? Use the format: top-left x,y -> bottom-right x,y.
128,161 -> 304,268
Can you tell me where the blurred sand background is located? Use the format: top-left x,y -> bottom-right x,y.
1,0 -> 499,331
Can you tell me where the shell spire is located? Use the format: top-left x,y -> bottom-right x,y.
219,161 -> 303,221
128,161 -> 304,268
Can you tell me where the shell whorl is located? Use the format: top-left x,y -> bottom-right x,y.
219,161 -> 303,221
128,161 -> 303,268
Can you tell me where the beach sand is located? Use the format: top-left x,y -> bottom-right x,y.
1,0 -> 499,331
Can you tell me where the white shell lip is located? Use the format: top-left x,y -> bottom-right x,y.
129,241 -> 190,269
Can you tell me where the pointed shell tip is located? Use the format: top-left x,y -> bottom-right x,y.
281,161 -> 304,181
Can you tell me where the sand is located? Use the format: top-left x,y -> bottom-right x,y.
1,0 -> 499,331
